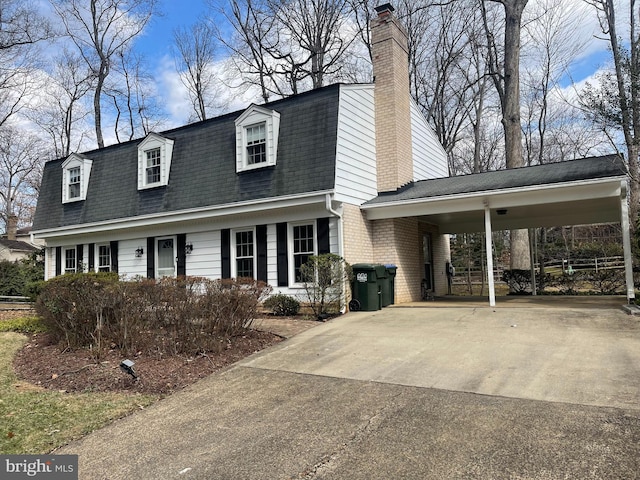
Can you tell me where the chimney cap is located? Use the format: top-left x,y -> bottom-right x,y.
375,3 -> 395,16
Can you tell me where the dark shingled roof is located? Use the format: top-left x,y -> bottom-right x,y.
33,84 -> 341,231
364,155 -> 627,206
0,239 -> 38,252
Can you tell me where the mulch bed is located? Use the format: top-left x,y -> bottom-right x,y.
11,330 -> 282,395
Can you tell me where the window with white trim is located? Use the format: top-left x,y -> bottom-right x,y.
64,248 -> 77,274
246,124 -> 266,165
137,133 -> 174,190
98,245 -> 111,272
235,105 -> 280,172
146,147 -> 161,184
233,229 -> 255,278
62,154 -> 92,203
291,222 -> 316,284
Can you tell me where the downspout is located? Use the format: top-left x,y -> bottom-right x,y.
325,193 -> 347,312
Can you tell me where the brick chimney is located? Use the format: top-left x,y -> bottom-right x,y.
6,214 -> 18,241
371,3 -> 413,193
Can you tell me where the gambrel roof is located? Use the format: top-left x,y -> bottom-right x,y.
33,84 -> 342,231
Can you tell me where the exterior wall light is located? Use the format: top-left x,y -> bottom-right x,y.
135,247 -> 144,257
185,243 -> 193,254
496,209 -> 508,216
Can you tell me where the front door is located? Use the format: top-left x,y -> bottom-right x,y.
157,238 -> 176,277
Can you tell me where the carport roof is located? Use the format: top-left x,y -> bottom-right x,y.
366,155 -> 626,203
362,155 -> 629,233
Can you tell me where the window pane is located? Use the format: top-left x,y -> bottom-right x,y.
68,167 -> 81,198
246,124 -> 266,165
146,148 -> 161,184
293,224 -> 314,282
98,245 -> 111,272
235,230 -> 254,278
65,249 -> 76,273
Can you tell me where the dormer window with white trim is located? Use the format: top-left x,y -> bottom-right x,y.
62,153 -> 92,203
137,133 -> 174,190
235,105 -> 280,172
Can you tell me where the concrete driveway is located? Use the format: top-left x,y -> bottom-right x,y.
59,301 -> 640,479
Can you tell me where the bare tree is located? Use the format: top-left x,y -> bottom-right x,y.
482,0 -> 531,271
51,0 -> 158,148
106,49 -> 163,142
582,0 -> 640,229
520,0 -> 589,166
268,0 -> 355,89
0,127 -> 47,232
173,21 -> 225,122
28,50 -> 93,158
213,0 -> 281,102
0,0 -> 53,127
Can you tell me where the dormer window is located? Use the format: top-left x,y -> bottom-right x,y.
146,147 -> 161,184
138,133 -> 174,190
246,124 -> 266,165
62,153 -> 92,203
235,105 -> 280,172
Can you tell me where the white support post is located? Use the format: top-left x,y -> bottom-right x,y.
620,184 -> 635,302
484,203 -> 496,307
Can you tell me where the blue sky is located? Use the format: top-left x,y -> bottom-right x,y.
136,0 -> 210,58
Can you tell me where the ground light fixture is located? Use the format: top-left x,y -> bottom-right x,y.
120,359 -> 138,379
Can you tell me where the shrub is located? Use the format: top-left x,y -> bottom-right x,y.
553,270 -> 586,295
263,293 -> 300,316
0,316 -> 48,334
34,274 -> 271,356
300,254 -> 352,317
587,269 -> 625,295
501,269 -> 532,295
0,260 -> 24,296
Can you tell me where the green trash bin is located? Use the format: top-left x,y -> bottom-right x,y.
350,264 -> 382,311
385,264 -> 397,305
376,264 -> 391,307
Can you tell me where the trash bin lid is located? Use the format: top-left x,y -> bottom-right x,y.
374,264 -> 387,277
352,263 -> 378,271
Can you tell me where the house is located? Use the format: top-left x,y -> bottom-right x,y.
32,4 -> 452,303
32,4 -> 635,306
0,216 -> 41,262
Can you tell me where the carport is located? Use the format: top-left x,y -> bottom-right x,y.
362,155 -> 634,306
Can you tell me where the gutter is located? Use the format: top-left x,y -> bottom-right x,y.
32,190 -> 334,239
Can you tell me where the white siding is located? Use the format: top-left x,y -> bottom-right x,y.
267,224 -> 278,287
411,101 -> 449,180
334,85 -> 378,205
118,238 -> 148,279
186,231 -> 221,279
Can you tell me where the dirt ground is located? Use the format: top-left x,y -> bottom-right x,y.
2,307 -> 290,395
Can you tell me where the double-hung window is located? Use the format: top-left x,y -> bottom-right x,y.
98,245 -> 111,272
292,223 -> 315,283
234,106 -> 280,172
64,248 -> 77,274
62,154 -> 92,203
145,147 -> 161,185
235,230 -> 255,278
68,167 -> 81,199
137,133 -> 174,190
246,124 -> 266,165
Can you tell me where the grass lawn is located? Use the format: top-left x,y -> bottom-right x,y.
0,332 -> 157,454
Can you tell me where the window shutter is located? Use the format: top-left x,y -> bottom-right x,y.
276,222 -> 288,287
147,237 -> 155,279
177,234 -> 186,276
317,217 -> 330,255
221,229 -> 231,279
76,244 -> 84,272
110,241 -> 119,273
55,247 -> 62,276
256,225 -> 267,282
88,243 -> 95,271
